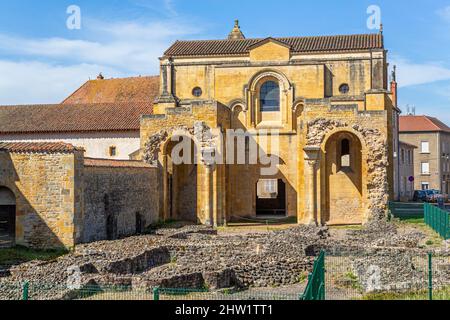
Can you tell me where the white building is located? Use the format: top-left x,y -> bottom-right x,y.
0,76 -> 159,160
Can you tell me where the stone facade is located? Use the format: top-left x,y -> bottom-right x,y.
398,141 -> 416,201
141,31 -> 396,226
82,163 -> 159,243
0,145 -> 160,249
399,131 -> 450,193
0,149 -> 84,248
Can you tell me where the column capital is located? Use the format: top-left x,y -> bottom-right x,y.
304,146 -> 321,162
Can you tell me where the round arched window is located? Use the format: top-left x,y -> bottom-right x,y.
260,81 -> 280,112
339,84 -> 350,94
192,87 -> 203,97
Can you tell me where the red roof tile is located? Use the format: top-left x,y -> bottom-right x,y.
400,116 -> 450,133
62,76 -> 160,104
0,142 -> 82,153
0,102 -> 153,134
84,158 -> 154,168
164,34 -> 384,57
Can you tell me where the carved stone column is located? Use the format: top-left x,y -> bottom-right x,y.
204,163 -> 215,227
303,146 -> 321,225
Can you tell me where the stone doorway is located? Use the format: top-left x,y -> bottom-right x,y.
324,132 -> 363,225
166,136 -> 198,222
256,179 -> 287,216
0,187 -> 16,248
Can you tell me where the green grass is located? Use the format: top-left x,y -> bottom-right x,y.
0,246 -> 68,265
396,217 -> 444,247
333,272 -> 362,291
362,287 -> 450,300
398,217 -> 425,224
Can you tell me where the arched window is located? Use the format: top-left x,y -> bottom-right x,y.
260,81 -> 280,112
340,139 -> 351,168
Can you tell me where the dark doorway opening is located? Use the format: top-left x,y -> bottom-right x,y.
106,215 -> 117,240
135,212 -> 143,234
256,179 -> 286,216
0,187 -> 16,248
104,194 -> 117,240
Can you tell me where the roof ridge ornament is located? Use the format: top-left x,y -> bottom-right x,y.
228,20 -> 245,40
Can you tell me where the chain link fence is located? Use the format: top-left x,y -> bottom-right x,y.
1,251 -> 448,301
324,251 -> 449,300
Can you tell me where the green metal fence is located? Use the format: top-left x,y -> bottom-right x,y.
302,250 -> 325,301
388,202 -> 424,220
12,283 -> 301,301
424,203 -> 450,239
2,250 -> 449,301
324,251 -> 449,300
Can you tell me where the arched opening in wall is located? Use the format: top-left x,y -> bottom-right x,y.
340,139 -> 351,170
260,81 -> 280,112
165,135 -> 198,222
325,132 -> 363,225
0,187 -> 16,247
256,179 -> 286,216
231,105 -> 245,130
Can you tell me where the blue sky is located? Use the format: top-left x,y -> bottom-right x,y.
0,0 -> 450,122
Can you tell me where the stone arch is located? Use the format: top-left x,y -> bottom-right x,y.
306,119 -> 389,222
248,69 -> 292,93
323,131 -> 364,225
0,186 -> 16,247
228,99 -> 247,112
230,103 -> 246,130
164,134 -> 198,222
246,69 -> 294,128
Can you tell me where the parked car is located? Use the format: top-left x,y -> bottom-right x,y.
425,190 -> 449,203
413,190 -> 428,202
413,190 -> 449,203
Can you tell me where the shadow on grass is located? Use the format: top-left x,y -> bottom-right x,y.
0,245 -> 68,265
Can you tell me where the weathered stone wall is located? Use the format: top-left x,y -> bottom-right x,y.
302,106 -> 391,223
0,151 -> 83,249
82,164 -> 159,243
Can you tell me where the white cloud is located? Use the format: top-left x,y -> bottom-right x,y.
130,0 -> 178,17
437,6 -> 450,22
0,17 -> 200,104
0,20 -> 199,74
0,60 -> 124,105
391,57 -> 450,87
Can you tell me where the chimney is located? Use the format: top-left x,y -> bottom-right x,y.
97,73 -> 105,80
390,65 -> 397,108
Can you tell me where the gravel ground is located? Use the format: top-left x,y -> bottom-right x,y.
0,220 -> 448,300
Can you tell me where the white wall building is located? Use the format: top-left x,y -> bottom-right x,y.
0,76 -> 159,160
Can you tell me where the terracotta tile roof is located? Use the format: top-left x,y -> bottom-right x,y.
0,142 -> 82,153
164,34 -> 384,57
84,158 -> 154,168
400,115 -> 450,133
0,102 -> 153,134
62,76 -> 159,104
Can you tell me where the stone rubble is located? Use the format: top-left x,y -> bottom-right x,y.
0,222 -> 448,300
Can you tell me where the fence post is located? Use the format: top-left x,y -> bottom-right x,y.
22,281 -> 29,301
153,287 -> 160,301
428,252 -> 433,301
